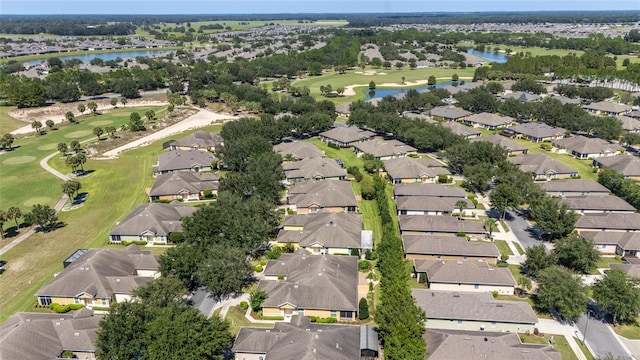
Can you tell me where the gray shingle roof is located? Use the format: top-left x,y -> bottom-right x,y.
396,196 -> 473,212
537,179 -> 610,194
399,215 -> 486,234
283,157 -> 347,181
260,252 -> 358,311
413,290 -> 535,324
610,264 -> 640,278
465,113 -> 513,127
319,126 -> 375,144
36,246 -> 158,299
576,213 -> 640,231
430,106 -> 472,120
594,154 -> 640,178
402,235 -> 499,258
393,184 -> 466,198
274,141 -> 325,160
507,153 -> 577,177
581,231 -> 640,250
384,157 -> 449,180
472,134 -> 528,153
110,202 -> 197,237
170,131 -> 223,151
441,121 -> 481,137
424,329 -> 560,360
414,260 -> 516,287
233,317 -> 364,360
557,195 -> 635,212
353,139 -> 416,158
584,101 -> 631,114
288,180 -> 357,209
156,150 -> 215,172
0,310 -> 100,360
149,171 -> 219,197
277,213 -> 362,249
509,123 -> 566,140
617,115 -> 640,132
552,136 -> 624,156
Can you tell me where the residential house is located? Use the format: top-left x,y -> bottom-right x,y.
557,195 -> 636,214
319,126 -> 375,147
552,95 -> 581,105
610,263 -> 640,278
552,136 -> 624,159
396,196 -> 474,216
462,113 -> 513,130
109,202 -> 197,244
288,180 -> 358,214
399,215 -> 485,238
628,110 -> 640,119
152,150 -> 216,175
283,157 -> 347,183
402,235 -> 499,264
537,179 -> 610,197
0,309 -> 101,360
403,112 -> 435,122
233,316 -> 378,360
393,183 -> 466,199
423,329 -> 560,359
593,154 -> 640,180
274,141 -> 325,160
36,246 -> 159,308
501,91 -> 541,103
353,139 -> 417,160
581,231 -> 640,257
413,260 -> 516,295
575,213 -> 640,233
335,103 -> 352,116
617,115 -> 640,134
259,252 -> 361,322
507,153 -> 578,181
429,106 -> 472,122
276,213 -> 363,255
507,123 -> 566,143
383,157 -> 450,184
584,101 -> 631,116
148,171 -> 219,202
414,290 -> 538,333
441,121 -> 481,139
169,131 -> 224,152
471,134 -> 528,155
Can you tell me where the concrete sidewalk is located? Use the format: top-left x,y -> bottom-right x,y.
537,319 -> 590,360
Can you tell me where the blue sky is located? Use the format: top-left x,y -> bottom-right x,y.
1,0 -> 638,15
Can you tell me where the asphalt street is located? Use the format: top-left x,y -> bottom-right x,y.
504,210 -> 540,249
576,313 -> 632,360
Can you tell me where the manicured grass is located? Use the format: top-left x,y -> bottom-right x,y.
507,264 -> 524,279
520,334 -> 578,360
360,200 -> 382,246
574,337 -> 596,360
0,106 -> 27,134
613,321 -> 640,339
478,215 -> 499,233
596,256 -> 626,269
0,122 -> 221,324
614,55 -> 640,68
494,239 -> 514,256
294,66 -> 475,105
513,242 -> 525,256
224,305 -> 273,336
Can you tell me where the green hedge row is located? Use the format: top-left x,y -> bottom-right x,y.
49,303 -> 85,313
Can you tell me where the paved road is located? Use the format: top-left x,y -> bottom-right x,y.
504,210 -> 542,249
576,313 -> 632,360
190,287 -> 217,318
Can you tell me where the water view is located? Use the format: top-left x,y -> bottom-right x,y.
25,49 -> 173,66
466,48 -> 509,63
363,81 -> 455,100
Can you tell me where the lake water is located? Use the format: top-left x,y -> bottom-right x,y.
363,81 -> 455,100
466,48 -> 508,63
25,50 -> 173,66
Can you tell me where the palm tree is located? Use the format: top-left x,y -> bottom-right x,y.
120,97 -> 128,107
57,142 -> 68,155
61,180 -> 81,203
87,101 -> 98,115
455,200 -> 468,220
0,210 -> 5,239
517,275 -> 532,297
70,140 -> 81,153
45,119 -> 55,131
145,110 -> 155,122
75,153 -> 87,174
7,206 -> 22,230
93,127 -> 104,140
77,103 -> 86,114
110,98 -> 118,108
31,120 -> 43,135
105,126 -> 116,138
65,155 -> 79,175
484,217 -> 498,239
65,111 -> 76,123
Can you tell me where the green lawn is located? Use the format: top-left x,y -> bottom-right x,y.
596,256 -> 626,269
0,106 -> 27,134
520,334 -> 578,360
494,239 -> 514,256
0,120 -> 222,324
574,337 -> 596,360
613,321 -> 640,339
224,305 -> 273,336
513,242 -> 525,256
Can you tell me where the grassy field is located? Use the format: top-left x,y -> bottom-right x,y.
613,320 -> 640,339
520,334 -> 578,360
574,337 -> 596,360
0,119 -> 222,324
614,54 -> 640,68
294,66 -> 476,105
224,305 -> 273,336
0,106 -> 27,134
494,239 -> 514,257
513,242 -> 525,256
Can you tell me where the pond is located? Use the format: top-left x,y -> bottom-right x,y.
363,81 -> 455,100
25,49 -> 173,66
466,48 -> 508,63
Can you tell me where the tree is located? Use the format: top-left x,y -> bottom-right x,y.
454,199 -> 468,220
0,210 -> 5,239
623,58 -> 631,67
249,288 -> 268,312
359,297 -> 370,320
517,275 -> 532,296
0,134 -> 14,150
105,126 -> 117,138
120,97 -> 128,107
145,110 -> 156,121
196,244 -> 254,299
75,152 -> 87,174
452,73 -> 459,82
401,76 -> 406,84
69,139 -> 81,153
87,101 -> 98,115
31,120 -> 42,135
6,206 -> 22,229
93,126 -> 104,140
369,81 -> 376,90
553,235 -> 600,274
128,112 -> 144,131
109,98 -> 117,108
24,204 -> 58,232
529,198 -> 578,241
45,119 -> 54,131
593,269 -> 640,324
523,245 -> 557,277
536,265 -> 589,320
77,103 -> 86,114
64,111 -> 75,123
61,179 -> 81,202
490,183 -> 522,218
428,75 -> 436,86
484,217 -> 497,239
